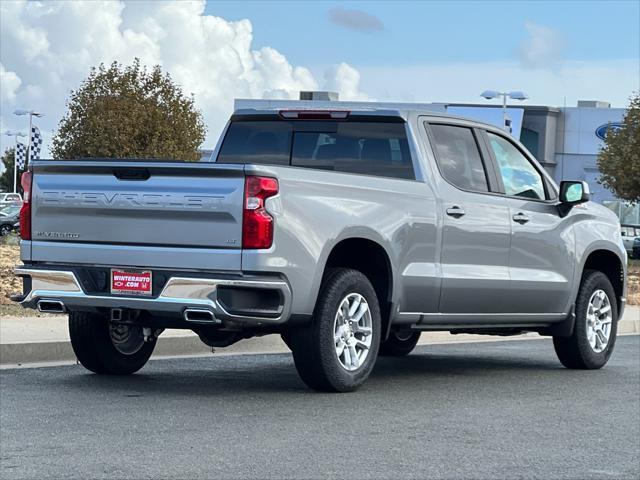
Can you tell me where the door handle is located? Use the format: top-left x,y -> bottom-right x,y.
446,206 -> 466,218
512,212 -> 530,224
113,168 -> 150,181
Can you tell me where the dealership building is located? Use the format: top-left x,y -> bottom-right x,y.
233,94 -> 636,225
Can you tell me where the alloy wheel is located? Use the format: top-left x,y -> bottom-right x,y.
333,293 -> 373,371
586,289 -> 613,353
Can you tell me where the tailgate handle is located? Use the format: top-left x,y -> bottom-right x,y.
113,168 -> 150,181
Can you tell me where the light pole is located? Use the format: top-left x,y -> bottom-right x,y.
4,130 -> 27,193
13,109 -> 44,165
480,90 -> 529,132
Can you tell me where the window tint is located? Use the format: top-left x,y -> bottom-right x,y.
217,121 -> 291,166
429,124 -> 489,192
291,123 -> 414,180
487,132 -> 546,200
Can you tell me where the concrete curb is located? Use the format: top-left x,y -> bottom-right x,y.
0,333 -> 288,366
2,309 -> 638,367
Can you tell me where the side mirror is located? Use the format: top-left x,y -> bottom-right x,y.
558,181 -> 590,217
560,181 -> 590,204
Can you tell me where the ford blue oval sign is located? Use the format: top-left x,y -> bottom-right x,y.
595,122 -> 622,141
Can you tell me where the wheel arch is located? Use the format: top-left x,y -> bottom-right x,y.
318,233 -> 396,339
580,248 -> 626,315
539,244 -> 626,338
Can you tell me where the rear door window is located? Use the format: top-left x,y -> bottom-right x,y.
291,123 -> 414,180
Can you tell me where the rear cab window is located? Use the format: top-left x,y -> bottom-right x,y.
217,116 -> 415,180
216,121 -> 291,166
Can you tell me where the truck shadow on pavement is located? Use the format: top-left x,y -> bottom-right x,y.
51,343 -> 588,397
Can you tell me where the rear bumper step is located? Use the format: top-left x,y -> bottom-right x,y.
14,267 -> 292,326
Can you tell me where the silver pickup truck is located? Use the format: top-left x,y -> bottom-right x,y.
13,108 -> 627,392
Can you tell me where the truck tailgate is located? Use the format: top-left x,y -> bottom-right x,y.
28,161 -> 245,270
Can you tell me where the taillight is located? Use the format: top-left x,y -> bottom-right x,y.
19,171 -> 32,240
243,176 -> 278,249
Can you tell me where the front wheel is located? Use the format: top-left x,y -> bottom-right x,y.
69,312 -> 155,375
553,270 -> 618,369
289,268 -> 381,392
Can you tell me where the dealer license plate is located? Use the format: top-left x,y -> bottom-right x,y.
111,269 -> 152,296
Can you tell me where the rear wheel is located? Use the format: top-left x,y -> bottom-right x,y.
289,268 -> 381,392
69,312 -> 155,375
379,330 -> 421,356
553,270 -> 618,369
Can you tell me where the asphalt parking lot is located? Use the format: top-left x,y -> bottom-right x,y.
1,336 -> 639,480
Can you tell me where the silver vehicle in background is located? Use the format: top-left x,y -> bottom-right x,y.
0,205 -> 20,236
0,192 -> 22,209
621,225 -> 640,258
12,108 -> 627,391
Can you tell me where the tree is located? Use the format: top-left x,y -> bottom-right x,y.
597,92 -> 640,203
0,148 -> 17,193
51,59 -> 206,161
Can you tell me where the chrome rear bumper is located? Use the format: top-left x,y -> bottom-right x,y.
14,267 -> 292,326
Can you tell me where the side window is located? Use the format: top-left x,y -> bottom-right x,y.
217,121 -> 292,166
291,122 -> 415,180
428,124 -> 489,192
487,132 -> 546,200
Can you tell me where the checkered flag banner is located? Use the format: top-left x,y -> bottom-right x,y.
30,125 -> 43,161
15,142 -> 27,170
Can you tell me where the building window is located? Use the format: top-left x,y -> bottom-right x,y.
520,127 -> 539,159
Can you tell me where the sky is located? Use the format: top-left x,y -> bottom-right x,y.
1,0 -> 639,161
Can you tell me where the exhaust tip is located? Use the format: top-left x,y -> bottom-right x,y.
184,308 -> 219,324
37,300 -> 66,314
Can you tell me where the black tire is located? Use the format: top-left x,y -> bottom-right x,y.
69,311 -> 155,375
289,268 -> 381,392
553,270 -> 618,369
379,330 -> 421,356
280,331 -> 294,351
0,224 -> 11,236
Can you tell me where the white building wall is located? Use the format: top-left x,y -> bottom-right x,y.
555,106 -> 625,202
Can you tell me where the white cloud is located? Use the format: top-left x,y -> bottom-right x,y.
0,0 -> 367,158
0,64 -> 22,102
518,21 -> 565,69
323,63 -> 368,101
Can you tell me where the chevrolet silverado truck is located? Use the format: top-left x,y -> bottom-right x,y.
13,108 -> 627,392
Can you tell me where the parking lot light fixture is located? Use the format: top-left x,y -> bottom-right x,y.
13,109 -> 43,117
480,90 -> 529,132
